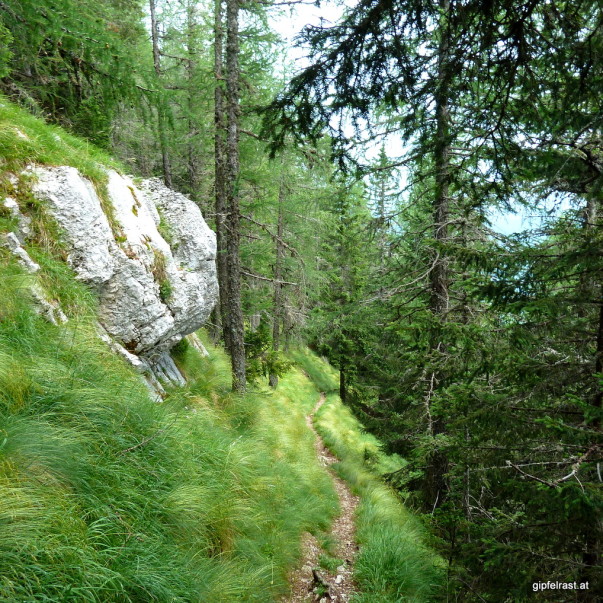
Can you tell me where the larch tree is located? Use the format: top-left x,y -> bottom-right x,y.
148,0 -> 173,186
224,0 -> 246,391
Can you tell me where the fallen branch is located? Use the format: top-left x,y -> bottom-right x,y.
505,444 -> 602,488
241,269 -> 297,286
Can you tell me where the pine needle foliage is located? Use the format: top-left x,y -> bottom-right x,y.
1,0 -> 151,147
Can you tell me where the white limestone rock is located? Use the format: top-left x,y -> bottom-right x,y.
1,231 -> 40,273
28,166 -> 218,357
30,284 -> 68,325
138,178 -> 219,335
29,167 -> 115,286
3,197 -> 32,242
186,332 -> 210,357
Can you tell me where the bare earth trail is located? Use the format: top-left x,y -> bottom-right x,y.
283,394 -> 360,603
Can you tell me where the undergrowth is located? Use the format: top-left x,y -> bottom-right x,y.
0,248 -> 338,601
299,351 -> 445,602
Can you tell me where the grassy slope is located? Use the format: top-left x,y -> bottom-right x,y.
294,349 -> 445,602
0,99 -> 339,601
1,97 -> 442,602
0,252 -> 339,601
0,96 -> 120,182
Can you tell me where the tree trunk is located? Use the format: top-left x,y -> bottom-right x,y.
339,357 -> 347,404
580,195 -> 601,587
423,0 -> 451,513
225,0 -> 246,392
269,178 -> 285,388
149,0 -> 172,188
209,305 -> 222,345
186,0 -> 200,206
214,0 -> 231,354
283,302 -> 292,352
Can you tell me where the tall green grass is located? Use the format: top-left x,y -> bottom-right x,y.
0,249 -> 338,601
295,349 -> 445,601
288,347 -> 339,394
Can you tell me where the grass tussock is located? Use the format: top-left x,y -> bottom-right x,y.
309,387 -> 445,601
0,246 -> 339,602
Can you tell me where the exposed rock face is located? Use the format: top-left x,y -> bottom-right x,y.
27,166 -> 218,389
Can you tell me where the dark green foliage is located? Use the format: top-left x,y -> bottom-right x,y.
0,18 -> 12,78
245,319 -> 292,384
1,0 -> 153,147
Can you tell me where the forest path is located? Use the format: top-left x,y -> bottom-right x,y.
282,394 -> 360,603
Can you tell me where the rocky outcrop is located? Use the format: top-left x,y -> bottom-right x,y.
13,166 -> 218,394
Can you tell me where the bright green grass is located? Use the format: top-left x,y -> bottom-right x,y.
0,249 -> 339,602
0,95 -> 120,184
288,347 -> 339,394
315,392 -> 406,477
308,391 -> 445,601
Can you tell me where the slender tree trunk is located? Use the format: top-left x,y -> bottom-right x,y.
209,305 -> 222,345
269,178 -> 285,388
580,194 -> 601,588
593,288 -> 603,424
186,0 -> 200,206
149,0 -> 172,188
585,194 -> 602,423
214,0 -> 231,354
339,358 -> 347,404
283,302 -> 292,352
225,0 -> 246,392
579,290 -> 603,590
423,0 -> 451,513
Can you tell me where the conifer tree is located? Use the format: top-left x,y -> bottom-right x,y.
224,0 -> 246,391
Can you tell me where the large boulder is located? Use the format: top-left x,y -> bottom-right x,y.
29,167 -> 218,355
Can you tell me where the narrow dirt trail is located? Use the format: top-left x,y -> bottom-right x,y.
282,394 -> 360,603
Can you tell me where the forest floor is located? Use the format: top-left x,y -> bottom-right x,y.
283,394 -> 360,603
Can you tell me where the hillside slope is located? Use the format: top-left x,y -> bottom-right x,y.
1,98 -> 442,602
0,254 -> 340,600
0,98 -> 339,601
